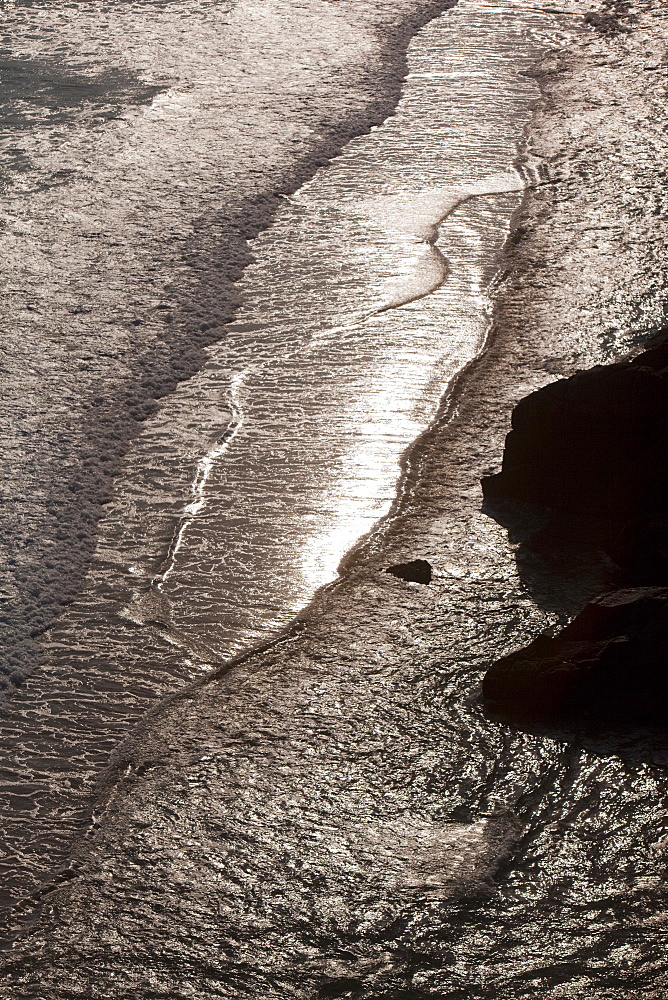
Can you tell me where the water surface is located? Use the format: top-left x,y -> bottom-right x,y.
107,0 -> 569,664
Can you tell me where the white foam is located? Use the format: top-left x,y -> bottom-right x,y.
155,366 -> 252,594
363,170 -> 524,241
361,170 -> 524,310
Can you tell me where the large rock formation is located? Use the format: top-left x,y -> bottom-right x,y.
482,332 -> 668,585
483,587 -> 668,723
482,333 -> 668,724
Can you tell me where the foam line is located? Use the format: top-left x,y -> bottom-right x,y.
368,170 -> 524,310
154,367 -> 251,594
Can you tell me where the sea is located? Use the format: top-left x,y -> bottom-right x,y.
2,0 -> 668,995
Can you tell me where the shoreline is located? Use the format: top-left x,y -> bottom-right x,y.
0,0 -> 461,920
0,0 -> 562,927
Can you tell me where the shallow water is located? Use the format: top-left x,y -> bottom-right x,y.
2,0 -> 450,907
102,0 -> 569,663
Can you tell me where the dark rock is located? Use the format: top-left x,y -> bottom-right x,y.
482,330 -> 668,585
559,585 -> 668,641
481,333 -> 668,725
482,362 -> 668,521
385,559 -> 432,584
606,512 -> 668,585
483,587 -> 668,724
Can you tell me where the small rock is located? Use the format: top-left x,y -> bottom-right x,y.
385,559 -> 432,585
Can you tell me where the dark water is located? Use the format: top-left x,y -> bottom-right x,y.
4,0 -> 668,996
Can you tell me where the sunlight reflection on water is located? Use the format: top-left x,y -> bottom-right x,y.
109,0 -> 572,661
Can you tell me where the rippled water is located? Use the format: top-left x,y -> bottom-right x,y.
2,0 -> 457,908
0,0 -> 581,910
101,1 -> 563,662
7,1 -> 668,996
0,0 -> 580,917
1,0 -> 584,924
